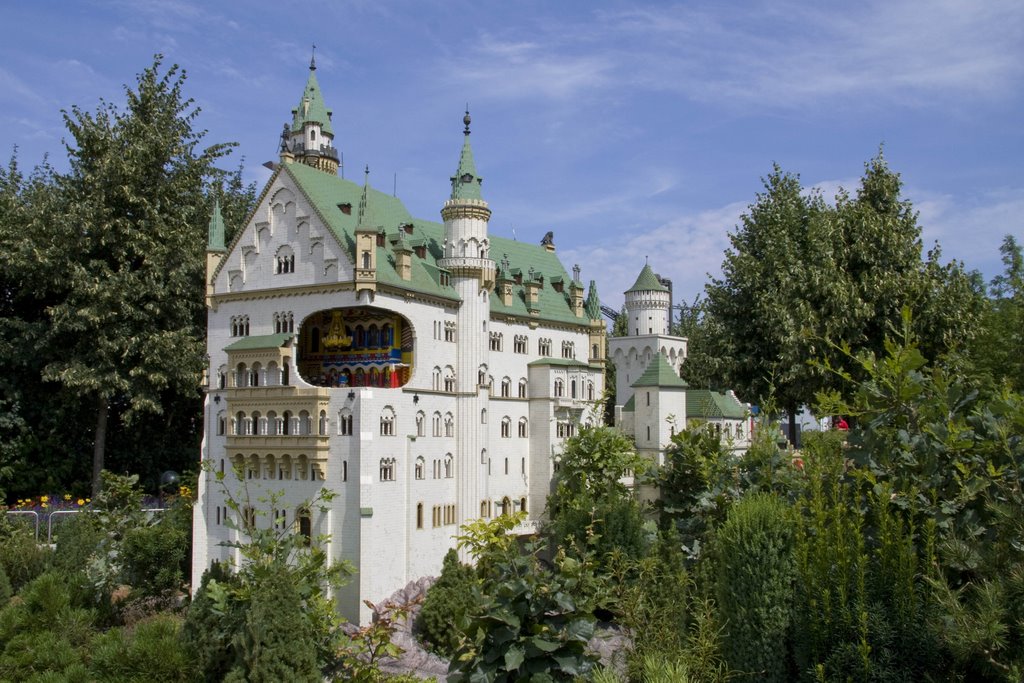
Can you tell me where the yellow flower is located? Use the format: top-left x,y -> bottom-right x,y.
40,495 -> 49,503
63,494 -> 71,501
77,499 -> 85,506
85,498 -> 91,504
41,502 -> 48,509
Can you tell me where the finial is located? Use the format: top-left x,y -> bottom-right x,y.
463,106 -> 471,136
364,164 -> 370,180
310,44 -> 317,71
573,264 -> 581,281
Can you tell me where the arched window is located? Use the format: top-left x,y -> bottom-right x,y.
338,409 -> 353,436
432,367 -> 441,391
501,497 -> 512,516
296,507 -> 312,546
444,413 -> 454,437
282,410 -> 292,436
501,377 -> 511,397
588,381 -> 595,401
481,408 -> 487,424
520,497 -> 527,513
554,379 -> 564,397
216,412 -> 226,436
415,456 -> 425,480
444,367 -> 456,393
501,417 -> 511,438
518,418 -> 528,438
380,407 -> 396,436
282,362 -> 290,385
318,410 -> 328,436
444,454 -> 454,478
416,411 -> 425,437
432,412 -> 442,437
379,458 -> 396,482
299,410 -> 311,436
571,379 -> 577,399
519,379 -> 528,399
416,503 -> 424,529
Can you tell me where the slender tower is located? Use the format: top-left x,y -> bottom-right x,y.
438,111 -> 495,556
279,50 -> 340,175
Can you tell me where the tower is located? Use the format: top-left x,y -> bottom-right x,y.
205,197 -> 226,309
624,263 -> 671,336
438,111 -> 495,557
279,52 -> 340,175
353,167 -> 379,297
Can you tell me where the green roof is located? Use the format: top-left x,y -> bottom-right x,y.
631,354 -> 688,388
527,357 -> 590,368
450,112 -> 483,200
622,395 -> 635,412
207,197 -> 226,252
356,170 -> 385,232
584,280 -> 601,320
291,67 -> 334,136
224,333 -> 293,351
280,162 -> 586,326
686,390 -> 748,420
626,264 -> 668,293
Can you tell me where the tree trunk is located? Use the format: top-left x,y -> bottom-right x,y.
92,396 -> 108,497
787,409 -> 798,448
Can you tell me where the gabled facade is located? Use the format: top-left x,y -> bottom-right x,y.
192,64 -> 605,624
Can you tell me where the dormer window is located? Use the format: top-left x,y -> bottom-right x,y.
339,203 -> 352,215
461,173 -> 473,183
310,130 -> 317,141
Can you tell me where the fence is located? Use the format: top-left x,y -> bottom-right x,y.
5,508 -> 166,545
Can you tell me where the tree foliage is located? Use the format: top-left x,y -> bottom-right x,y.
705,154 -> 982,436
0,57 -> 255,497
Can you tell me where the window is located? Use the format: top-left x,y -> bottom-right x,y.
216,412 -> 225,436
416,411 -> 425,437
444,321 -> 457,342
538,338 -> 551,356
433,459 -> 441,479
379,458 -> 396,482
380,407 -> 395,436
514,335 -> 528,354
504,457 -> 509,474
443,367 -> 456,393
500,377 -> 511,398
518,379 -> 528,399
275,246 -> 295,274
432,505 -> 441,528
481,408 -> 487,424
557,422 -> 576,438
562,341 -> 575,359
444,413 -> 454,437
432,412 -> 442,437
571,379 -> 577,399
554,379 -> 564,397
318,410 -> 328,435
518,418 -> 528,438
338,410 -> 353,436
274,509 -> 287,531
501,417 -> 511,438
230,316 -> 250,337
489,332 -> 503,351
588,381 -> 595,401
415,456 -> 425,480
416,503 -> 424,529
273,311 -> 295,334
444,454 -> 454,478
296,507 -> 311,546
432,366 -> 441,391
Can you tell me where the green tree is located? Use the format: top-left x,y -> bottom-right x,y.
416,548 -> 478,657
706,155 -> 980,440
27,57 -> 233,495
972,235 -> 1024,389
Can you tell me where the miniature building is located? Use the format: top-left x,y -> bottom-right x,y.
192,60 -> 605,624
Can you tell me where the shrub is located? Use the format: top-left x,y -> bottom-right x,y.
90,614 -> 195,682
52,509 -> 104,574
0,515 -> 51,591
715,492 -> 795,682
180,561 -> 239,681
416,548 -> 477,656
120,514 -> 188,595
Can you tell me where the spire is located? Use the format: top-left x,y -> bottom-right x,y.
585,279 -> 601,320
207,197 -> 226,252
356,166 -> 383,232
291,65 -> 334,136
626,263 -> 669,293
310,43 -> 317,71
450,108 -> 483,201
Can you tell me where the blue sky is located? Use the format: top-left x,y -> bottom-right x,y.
2,0 -> 1022,312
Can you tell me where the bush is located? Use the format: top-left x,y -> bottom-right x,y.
416,549 -> 477,656
90,614 -> 195,682
120,513 -> 189,595
180,561 -> 239,681
52,510 -> 104,574
0,515 -> 51,591
715,492 -> 795,682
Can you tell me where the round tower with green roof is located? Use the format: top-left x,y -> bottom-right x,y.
624,262 -> 671,336
279,51 -> 340,175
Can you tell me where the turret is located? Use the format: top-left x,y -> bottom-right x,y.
585,279 -> 606,364
279,52 -> 340,175
624,263 -> 671,336
205,198 -> 226,309
354,167 -> 380,296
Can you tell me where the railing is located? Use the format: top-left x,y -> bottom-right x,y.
4,510 -> 40,541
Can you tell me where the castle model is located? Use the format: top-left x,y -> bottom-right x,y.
192,60 -> 608,624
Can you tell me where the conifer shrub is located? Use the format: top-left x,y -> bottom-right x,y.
120,512 -> 189,596
180,561 -> 239,681
90,614 -> 194,682
714,492 -> 795,682
52,509 -> 104,573
0,566 -> 11,607
230,569 -> 321,683
0,515 -> 51,591
416,548 -> 477,656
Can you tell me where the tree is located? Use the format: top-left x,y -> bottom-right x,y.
971,235 -> 1024,389
31,56 -> 233,495
706,155 -> 981,440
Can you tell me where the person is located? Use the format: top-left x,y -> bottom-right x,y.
835,417 -> 849,431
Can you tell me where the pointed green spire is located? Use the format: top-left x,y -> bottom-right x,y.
585,279 -> 601,320
207,197 -> 226,252
291,62 -> 334,136
626,263 -> 669,293
356,166 -> 383,231
450,109 -> 483,201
